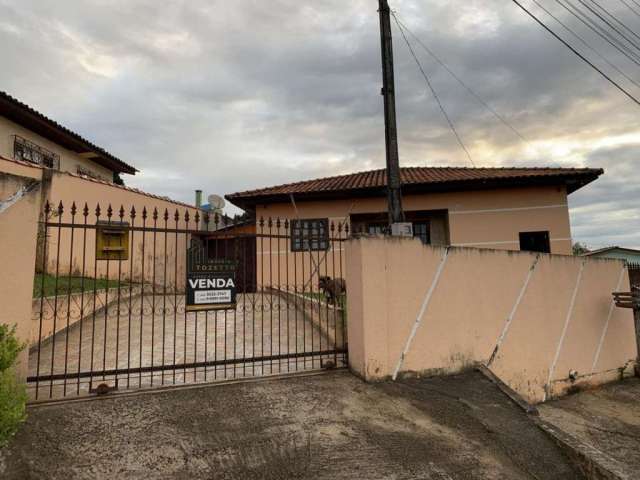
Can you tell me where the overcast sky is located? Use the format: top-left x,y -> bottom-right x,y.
0,0 -> 638,248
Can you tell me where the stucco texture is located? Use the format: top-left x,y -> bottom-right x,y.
346,237 -> 636,404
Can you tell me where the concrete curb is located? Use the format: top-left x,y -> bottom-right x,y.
476,365 -> 539,415
533,418 -> 630,480
476,365 -> 631,479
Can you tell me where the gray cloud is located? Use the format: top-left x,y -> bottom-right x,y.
0,0 -> 638,248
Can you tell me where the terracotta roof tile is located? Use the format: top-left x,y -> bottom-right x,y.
0,91 -> 136,175
226,166 -> 603,207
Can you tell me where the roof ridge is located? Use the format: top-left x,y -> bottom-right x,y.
227,165 -> 602,198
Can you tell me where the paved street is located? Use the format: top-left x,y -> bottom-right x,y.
2,371 -> 584,480
28,293 -> 346,400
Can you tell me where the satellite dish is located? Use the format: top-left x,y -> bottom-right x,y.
208,194 -> 225,210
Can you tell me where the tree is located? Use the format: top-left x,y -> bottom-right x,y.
572,242 -> 589,255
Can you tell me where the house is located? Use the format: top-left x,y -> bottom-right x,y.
225,166 -> 602,256
583,246 -> 640,264
583,247 -> 640,288
0,92 -> 210,287
0,91 -> 137,182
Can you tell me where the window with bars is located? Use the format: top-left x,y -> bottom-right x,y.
13,135 -> 60,169
291,218 -> 329,252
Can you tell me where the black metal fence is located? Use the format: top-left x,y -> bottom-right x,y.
28,201 -> 348,401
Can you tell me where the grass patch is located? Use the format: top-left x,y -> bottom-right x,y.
33,274 -> 128,298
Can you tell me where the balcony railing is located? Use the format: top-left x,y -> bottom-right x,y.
13,135 -> 60,170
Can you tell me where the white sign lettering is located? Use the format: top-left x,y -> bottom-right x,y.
188,278 -> 236,289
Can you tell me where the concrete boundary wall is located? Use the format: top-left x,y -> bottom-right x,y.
1,168 -> 43,381
346,237 -> 637,403
0,156 -> 203,382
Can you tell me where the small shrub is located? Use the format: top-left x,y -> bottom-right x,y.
0,324 -> 27,448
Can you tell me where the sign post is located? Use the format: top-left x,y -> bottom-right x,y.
186,243 -> 237,312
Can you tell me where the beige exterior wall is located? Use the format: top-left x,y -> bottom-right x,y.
255,220 -> 347,293
0,116 -> 113,181
0,167 -> 43,381
43,171 -> 208,288
0,157 -> 204,384
253,185 -> 572,293
255,185 -> 573,255
346,237 -> 636,404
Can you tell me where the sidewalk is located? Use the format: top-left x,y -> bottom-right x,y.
538,377 -> 640,480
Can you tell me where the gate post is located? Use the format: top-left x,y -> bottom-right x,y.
0,170 -> 43,382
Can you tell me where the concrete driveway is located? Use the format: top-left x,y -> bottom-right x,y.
1,370 -> 583,480
29,293 -> 345,400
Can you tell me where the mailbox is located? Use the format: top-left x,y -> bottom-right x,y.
96,220 -> 130,261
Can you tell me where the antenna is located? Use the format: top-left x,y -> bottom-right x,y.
208,194 -> 225,210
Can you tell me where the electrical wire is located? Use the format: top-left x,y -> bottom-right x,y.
618,0 -> 640,19
575,0 -> 640,54
391,13 -> 476,167
511,0 -> 640,106
392,13 -> 531,146
588,0 -> 640,44
558,0 -> 640,65
530,0 -> 640,89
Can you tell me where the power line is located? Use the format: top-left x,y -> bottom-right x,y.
618,0 -> 640,19
530,0 -> 640,89
589,0 -> 640,44
575,0 -> 640,54
391,14 -> 476,166
591,0 -> 640,40
392,13 -> 531,146
559,0 -> 640,65
510,0 -> 640,106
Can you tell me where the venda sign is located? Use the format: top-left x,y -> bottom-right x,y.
186,244 -> 237,312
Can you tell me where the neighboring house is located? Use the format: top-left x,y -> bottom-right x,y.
583,246 -> 640,264
0,91 -> 137,182
226,166 -> 603,256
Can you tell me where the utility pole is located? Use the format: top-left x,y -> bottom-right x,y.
378,0 -> 405,228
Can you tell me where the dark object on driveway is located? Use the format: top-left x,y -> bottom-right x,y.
319,276 -> 345,305
90,382 -> 116,396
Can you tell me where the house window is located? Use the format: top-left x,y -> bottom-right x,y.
366,223 -> 388,235
413,222 -> 431,245
291,219 -> 329,252
519,231 -> 550,253
13,135 -> 60,169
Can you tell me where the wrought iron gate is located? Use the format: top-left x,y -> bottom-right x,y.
28,201 -> 348,401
